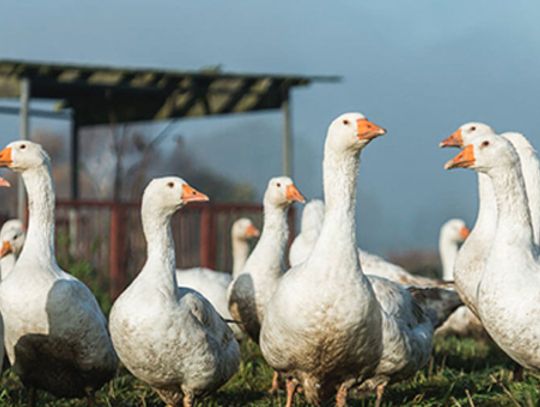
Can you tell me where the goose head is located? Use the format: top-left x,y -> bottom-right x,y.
326,112 -> 386,153
445,133 -> 518,174
441,218 -> 469,244
264,177 -> 305,209
0,141 -> 50,172
232,218 -> 260,241
0,219 -> 25,259
439,122 -> 495,148
142,176 -> 209,215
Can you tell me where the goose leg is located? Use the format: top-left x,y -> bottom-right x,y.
183,392 -> 194,407
268,371 -> 280,394
285,377 -> 298,407
375,383 -> 386,407
336,383 -> 349,407
85,388 -> 96,407
27,387 -> 36,407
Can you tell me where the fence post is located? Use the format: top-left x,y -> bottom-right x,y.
109,204 -> 126,298
199,205 -> 216,269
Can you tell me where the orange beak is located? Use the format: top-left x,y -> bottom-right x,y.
357,118 -> 386,141
245,224 -> 260,238
444,145 -> 475,170
0,147 -> 13,167
460,226 -> 470,240
181,183 -> 209,203
286,184 -> 306,203
0,177 -> 10,187
0,240 -> 13,258
440,129 -> 463,148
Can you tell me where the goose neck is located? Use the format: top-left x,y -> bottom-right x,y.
141,204 -> 178,294
309,148 -> 361,273
18,164 -> 56,264
439,235 -> 459,281
489,164 -> 535,251
231,237 -> 249,278
245,202 -> 288,279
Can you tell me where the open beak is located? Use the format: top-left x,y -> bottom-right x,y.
245,224 -> 260,238
357,118 -> 386,141
440,129 -> 463,148
444,145 -> 475,170
182,183 -> 209,203
0,177 -> 10,187
0,241 -> 13,258
460,226 -> 470,240
0,147 -> 13,167
286,184 -> 306,203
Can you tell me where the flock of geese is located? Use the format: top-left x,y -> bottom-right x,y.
0,112 -> 536,406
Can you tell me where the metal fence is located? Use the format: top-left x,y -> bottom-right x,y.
53,201 -> 295,298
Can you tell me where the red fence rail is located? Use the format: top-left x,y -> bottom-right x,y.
54,200 -> 295,298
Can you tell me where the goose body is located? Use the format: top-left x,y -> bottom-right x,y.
0,141 -> 117,399
261,113 -> 458,405
109,177 -> 240,406
176,218 -> 259,339
446,132 -> 540,369
228,177 -> 304,343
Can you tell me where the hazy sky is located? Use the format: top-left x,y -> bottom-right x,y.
1,0 -> 539,254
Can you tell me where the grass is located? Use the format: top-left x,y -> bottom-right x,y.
0,336 -> 538,406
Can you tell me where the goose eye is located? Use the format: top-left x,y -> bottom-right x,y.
276,182 -> 281,188
167,182 -> 174,188
482,140 -> 490,147
470,126 -> 476,131
20,144 -> 26,150
343,120 -> 350,125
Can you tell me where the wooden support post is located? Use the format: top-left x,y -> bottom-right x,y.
70,112 -> 79,200
282,89 -> 293,177
199,206 -> 216,269
68,112 -> 79,256
18,78 -> 30,222
109,204 -> 126,298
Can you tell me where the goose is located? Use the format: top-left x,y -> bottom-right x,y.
176,218 -> 259,339
228,176 -> 305,343
445,133 -> 540,369
0,219 -> 25,280
440,124 -> 540,313
109,177 -> 240,407
0,141 -> 118,402
290,200 -> 445,288
439,219 -> 469,281
260,113 -> 461,407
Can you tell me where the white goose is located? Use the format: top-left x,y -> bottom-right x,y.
0,219 -> 25,280
260,113 -> 460,407
290,200 -> 444,288
176,218 -> 260,339
228,177 -> 305,343
440,124 -> 540,314
109,177 -> 240,407
446,133 -> 540,369
0,141 -> 117,402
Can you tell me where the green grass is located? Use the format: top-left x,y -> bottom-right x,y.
0,336 -> 538,406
